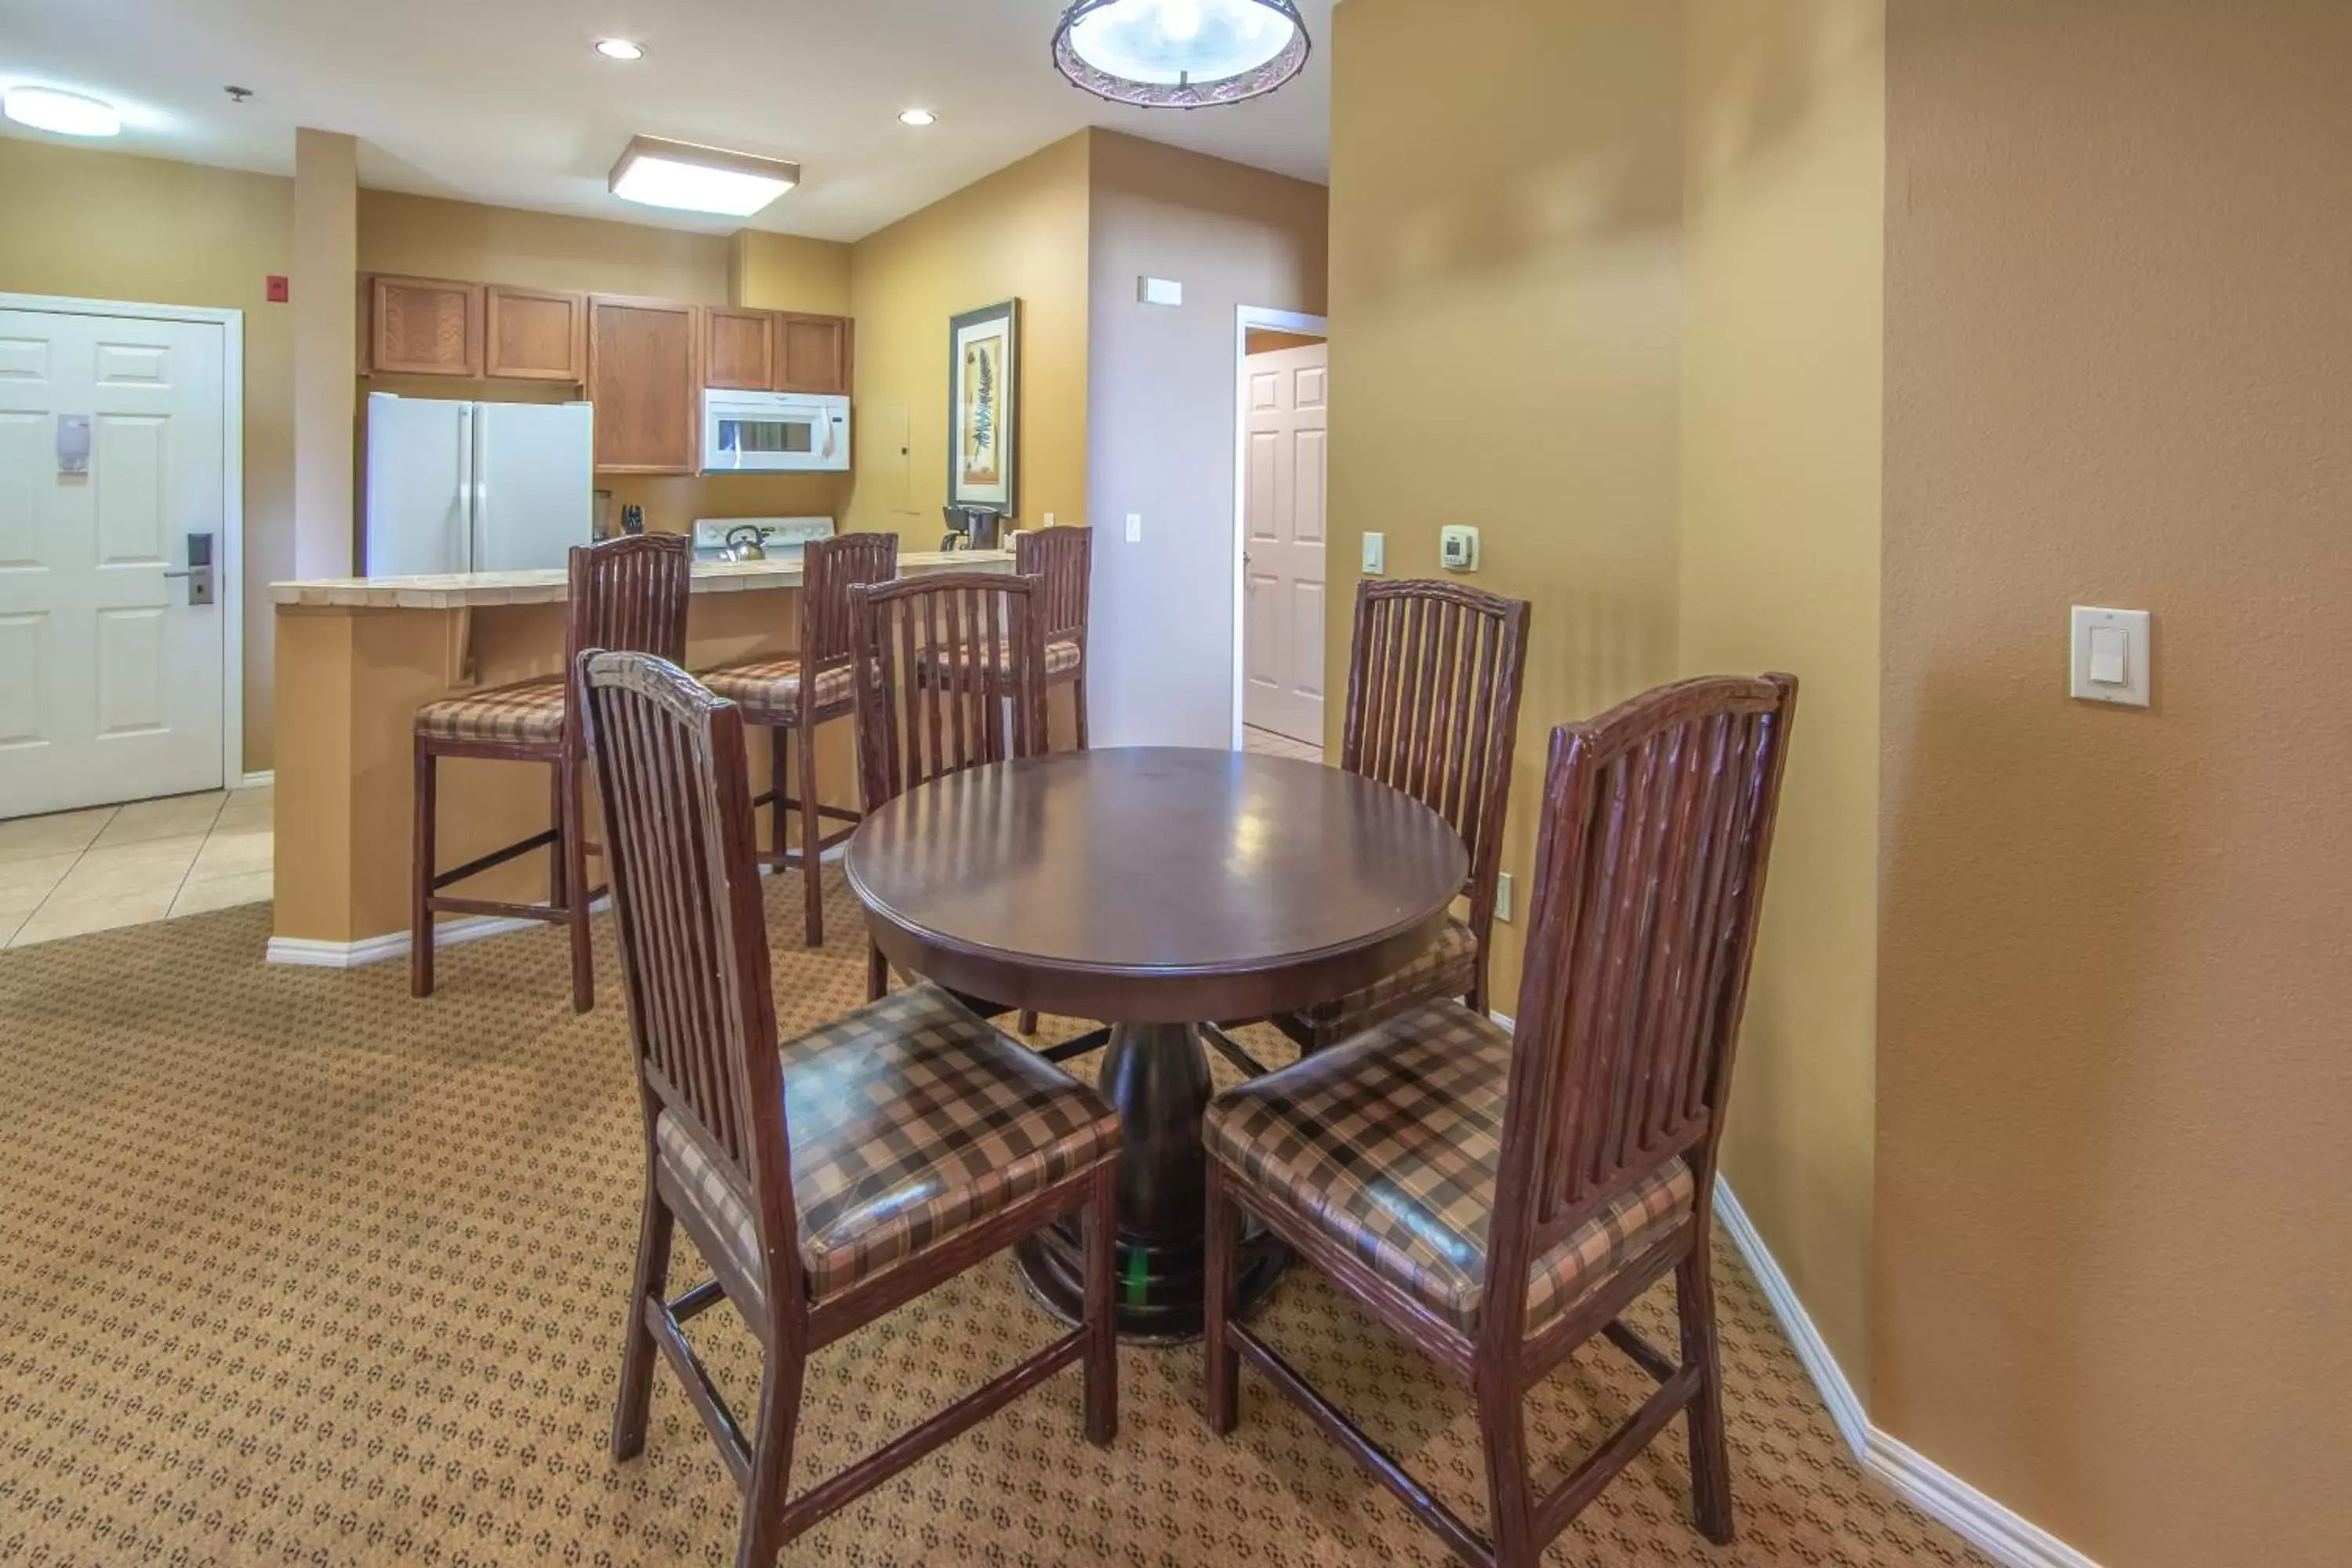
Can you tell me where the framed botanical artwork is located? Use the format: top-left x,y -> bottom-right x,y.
948,298 -> 1020,516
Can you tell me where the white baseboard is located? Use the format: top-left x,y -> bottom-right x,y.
264,845 -> 842,968
1711,1173 -> 2103,1568
239,770 -> 274,790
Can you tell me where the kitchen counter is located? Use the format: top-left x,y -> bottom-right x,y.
270,549 -> 1013,608
266,543 -> 1042,961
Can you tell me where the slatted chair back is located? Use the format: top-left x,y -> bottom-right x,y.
578,649 -> 800,1306
850,572 -> 1046,811
1013,525 -> 1091,647
1339,580 -> 1531,931
562,533 -> 692,741
798,532 -> 900,671
1485,673 -> 1798,1344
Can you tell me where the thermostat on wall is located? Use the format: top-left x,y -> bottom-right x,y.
1440,524 -> 1480,572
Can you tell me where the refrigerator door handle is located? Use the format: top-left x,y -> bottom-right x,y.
454,404 -> 476,573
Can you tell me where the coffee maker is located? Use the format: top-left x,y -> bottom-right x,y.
941,506 -> 1005,553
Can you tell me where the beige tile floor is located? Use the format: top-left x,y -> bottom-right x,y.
0,786 -> 273,949
1242,723 -> 1323,764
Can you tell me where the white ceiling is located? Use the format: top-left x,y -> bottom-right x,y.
0,0 -> 1334,242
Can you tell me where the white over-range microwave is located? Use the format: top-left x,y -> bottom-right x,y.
702,390 -> 850,474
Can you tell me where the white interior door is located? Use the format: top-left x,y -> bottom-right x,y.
1242,343 -> 1329,746
0,307 -> 228,819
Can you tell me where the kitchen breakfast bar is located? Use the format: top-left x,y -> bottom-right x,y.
266,548 -> 1015,961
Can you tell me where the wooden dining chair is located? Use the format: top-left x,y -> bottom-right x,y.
580,647 -> 1120,1568
1203,673 -> 1800,1568
1265,579 -> 1530,1057
850,571 -> 1048,1004
411,532 -> 689,1012
702,531 -> 899,949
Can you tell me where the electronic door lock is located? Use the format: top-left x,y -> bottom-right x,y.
164,531 -> 216,606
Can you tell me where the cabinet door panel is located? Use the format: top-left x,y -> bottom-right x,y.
485,287 -> 585,381
776,314 -> 850,394
369,276 -> 482,376
589,296 -> 699,474
704,307 -> 775,390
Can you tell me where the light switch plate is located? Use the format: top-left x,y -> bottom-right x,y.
1138,276 -> 1183,307
1125,513 -> 1142,543
1495,872 -> 1514,924
1362,532 -> 1385,575
2069,605 -> 2151,707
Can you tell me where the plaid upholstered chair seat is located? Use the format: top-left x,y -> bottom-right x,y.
656,983 -> 1120,1305
1205,1001 -> 1695,1338
701,655 -> 858,723
1291,914 -> 1480,1047
413,676 -> 568,748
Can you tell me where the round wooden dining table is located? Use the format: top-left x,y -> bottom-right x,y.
844,746 -> 1469,1340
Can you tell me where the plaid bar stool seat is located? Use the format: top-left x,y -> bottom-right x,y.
1206,1000 -> 1694,1338
413,677 -> 568,747
701,656 -> 858,721
1288,913 -> 1480,1048
655,982 -> 1120,1307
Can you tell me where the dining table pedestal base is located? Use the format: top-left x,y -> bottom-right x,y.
1016,1020 -> 1287,1343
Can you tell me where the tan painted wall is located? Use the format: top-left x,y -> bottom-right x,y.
0,137 -> 296,775
355,191 -> 857,540
292,129 -> 358,579
1682,0 -> 1883,1396
1327,0 -> 1686,1015
844,132 -> 1093,537
1087,130 -> 1327,747
1876,3 -> 2352,1562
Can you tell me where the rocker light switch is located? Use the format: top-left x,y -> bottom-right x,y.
2069,606 -> 2151,708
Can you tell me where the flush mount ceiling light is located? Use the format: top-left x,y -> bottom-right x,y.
608,135 -> 800,217
898,107 -> 937,126
3,85 -> 122,137
1052,0 -> 1308,110
593,38 -> 644,60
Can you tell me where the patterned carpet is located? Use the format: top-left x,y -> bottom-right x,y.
0,872 -> 1986,1567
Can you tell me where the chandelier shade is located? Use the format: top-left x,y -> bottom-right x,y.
1052,0 -> 1310,110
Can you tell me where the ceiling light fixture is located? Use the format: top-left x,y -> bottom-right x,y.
3,85 -> 122,137
608,135 -> 800,217
1051,0 -> 1308,110
593,38 -> 645,61
898,108 -> 937,127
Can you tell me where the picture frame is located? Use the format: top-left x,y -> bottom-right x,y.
947,298 -> 1020,516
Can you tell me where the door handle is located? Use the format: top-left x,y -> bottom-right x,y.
165,531 -> 216,606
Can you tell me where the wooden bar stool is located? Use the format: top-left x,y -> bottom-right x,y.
702,532 -> 898,949
1006,524 -> 1092,747
411,532 -> 691,1012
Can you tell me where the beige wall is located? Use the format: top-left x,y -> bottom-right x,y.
1682,0 -> 1884,1396
1876,2 -> 2352,1563
0,137 -> 296,775
356,191 -> 857,541
1327,0 -> 1686,1015
1087,130 -> 1327,746
844,132 -> 1093,538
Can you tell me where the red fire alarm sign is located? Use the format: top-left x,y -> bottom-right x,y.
266,275 -> 289,303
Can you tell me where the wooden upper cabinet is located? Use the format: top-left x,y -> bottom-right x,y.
588,295 -> 700,474
777,313 -> 851,395
485,286 -> 586,382
702,307 -> 776,390
367,276 -> 482,376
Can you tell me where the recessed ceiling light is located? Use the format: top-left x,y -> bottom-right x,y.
898,108 -> 937,127
4,85 -> 122,138
609,135 -> 800,217
593,38 -> 645,60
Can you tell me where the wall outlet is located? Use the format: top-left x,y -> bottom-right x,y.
1138,275 -> 1183,307
1495,872 -> 1515,924
1362,532 -> 1385,575
1125,513 -> 1143,543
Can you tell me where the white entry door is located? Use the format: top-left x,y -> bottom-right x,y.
0,307 -> 229,819
1242,343 -> 1329,746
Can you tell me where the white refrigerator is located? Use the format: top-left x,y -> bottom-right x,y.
363,393 -> 596,576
